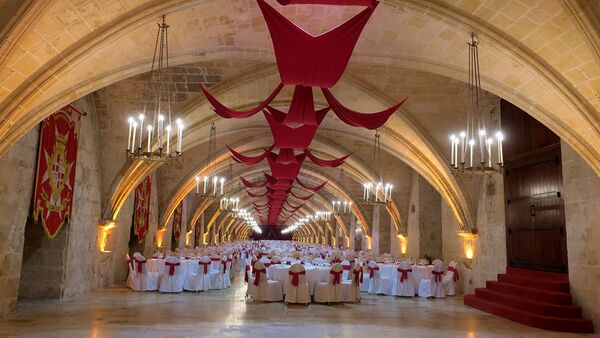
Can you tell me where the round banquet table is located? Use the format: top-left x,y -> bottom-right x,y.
147,258 -> 200,289
267,264 -> 331,295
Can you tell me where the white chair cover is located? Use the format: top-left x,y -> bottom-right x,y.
342,265 -> 362,302
159,256 -> 184,293
340,260 -> 351,280
131,253 -> 159,291
314,263 -> 345,303
391,261 -> 415,297
247,261 -> 283,302
360,261 -> 370,292
185,256 -> 211,292
418,261 -> 445,298
284,264 -> 310,304
443,260 -> 459,296
126,254 -> 135,289
367,261 -> 391,295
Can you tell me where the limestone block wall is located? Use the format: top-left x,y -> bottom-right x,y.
0,126 -> 39,316
561,141 -> 600,327
406,172 -> 442,259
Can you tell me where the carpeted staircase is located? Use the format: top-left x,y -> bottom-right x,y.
464,267 -> 594,333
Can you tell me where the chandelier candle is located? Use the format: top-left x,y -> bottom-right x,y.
166,125 -> 171,155
176,119 -> 183,153
138,114 -> 144,149
203,176 -> 208,195
130,121 -> 137,153
146,126 -> 152,153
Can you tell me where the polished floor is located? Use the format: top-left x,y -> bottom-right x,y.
0,276 -> 594,338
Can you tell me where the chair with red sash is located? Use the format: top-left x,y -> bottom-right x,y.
342,264 -> 362,302
247,261 -> 283,302
270,256 -> 282,265
209,255 -> 230,290
391,260 -> 414,297
125,254 -> 135,289
443,260 -> 459,296
341,260 -> 351,280
367,260 -> 391,295
185,255 -> 211,292
418,260 -> 445,298
359,260 -> 371,292
159,256 -> 183,293
132,253 -> 159,291
210,253 -> 221,271
314,263 -> 345,303
284,263 -> 310,305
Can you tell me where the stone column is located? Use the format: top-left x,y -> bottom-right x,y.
379,209 -> 391,254
371,205 -> 381,254
199,213 -> 205,247
349,213 -> 356,251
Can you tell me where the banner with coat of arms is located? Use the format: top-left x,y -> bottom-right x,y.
32,105 -> 82,239
133,175 -> 152,243
172,201 -> 183,241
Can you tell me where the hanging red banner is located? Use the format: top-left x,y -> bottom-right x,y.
195,219 -> 203,244
133,175 -> 152,243
172,201 -> 183,241
32,105 -> 81,239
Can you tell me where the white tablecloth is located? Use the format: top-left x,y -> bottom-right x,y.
267,264 -> 331,295
147,259 -> 200,289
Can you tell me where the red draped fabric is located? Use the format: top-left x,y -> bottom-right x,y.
268,154 -> 306,179
305,149 -> 351,167
253,201 -> 268,208
264,108 -> 326,148
296,177 -> 327,191
257,0 -> 377,88
229,145 -> 273,165
290,190 -> 313,200
272,148 -> 298,165
277,0 -> 377,6
322,88 -> 406,129
241,176 -> 266,188
201,83 -> 283,118
286,200 -> 303,209
247,190 -> 268,198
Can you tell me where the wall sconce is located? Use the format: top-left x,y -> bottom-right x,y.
98,221 -> 116,253
365,235 -> 372,250
203,232 -> 208,245
156,228 -> 167,247
457,230 -> 478,269
345,236 -> 350,248
185,230 -> 193,246
397,233 -> 408,254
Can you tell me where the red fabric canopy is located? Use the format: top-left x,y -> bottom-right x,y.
241,177 -> 266,188
247,190 -> 268,198
257,0 -> 377,88
201,83 -> 283,119
296,177 -> 327,191
253,201 -> 268,208
264,107 -> 327,148
268,153 -> 306,179
322,88 -> 406,129
229,145 -> 274,165
290,190 -> 313,200
305,149 -> 351,167
277,0 -> 377,6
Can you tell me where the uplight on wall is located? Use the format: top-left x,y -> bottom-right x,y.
365,235 -> 372,250
457,230 -> 477,268
185,230 -> 193,246
156,228 -> 167,247
397,234 -> 408,254
98,221 -> 116,252
345,236 -> 350,248
465,240 -> 474,259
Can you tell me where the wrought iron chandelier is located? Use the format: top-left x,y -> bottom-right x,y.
194,123 -> 226,198
362,130 -> 393,204
449,33 -> 504,175
126,16 -> 183,163
332,167 -> 352,215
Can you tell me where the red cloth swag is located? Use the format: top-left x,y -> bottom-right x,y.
277,0 -> 377,6
330,270 -> 343,285
247,190 -> 268,198
257,0 -> 377,88
211,257 -> 221,262
305,149 -> 351,167
342,264 -> 351,270
368,266 -> 379,278
448,266 -> 459,281
165,261 -> 180,276
201,83 -> 283,119
289,270 -> 306,287
221,259 -> 228,274
199,261 -> 211,274
322,88 -> 406,130
241,176 -> 266,188
135,258 -> 146,273
290,190 -> 313,200
397,267 -> 412,282
432,271 -> 444,283
264,108 -> 326,148
353,269 -> 363,286
253,268 -> 267,286
229,145 -> 274,165
296,177 -> 327,191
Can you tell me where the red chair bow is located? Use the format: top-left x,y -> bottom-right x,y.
342,264 -> 351,271
397,267 -> 412,282
244,264 -> 251,283
448,266 -> 459,281
288,270 -> 306,287
432,271 -> 444,283
353,269 -> 363,286
368,266 -> 379,278
253,268 -> 267,286
264,262 -> 271,268
199,261 -> 211,274
330,270 -> 343,285
126,258 -> 131,272
134,258 -> 146,273
221,259 -> 228,274
211,257 -> 221,262
165,261 -> 180,276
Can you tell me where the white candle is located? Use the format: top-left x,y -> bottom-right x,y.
158,114 -> 164,150
213,176 -> 218,195
127,118 -> 133,151
146,125 -> 153,153
460,131 -> 466,164
166,125 -> 171,155
195,176 -> 200,194
138,114 -> 144,148
220,177 -> 225,195
496,131 -> 504,165
131,122 -> 137,153
203,176 -> 208,195
176,119 -> 183,153
478,129 -> 486,164
454,141 -> 459,168
487,139 -> 493,168
469,139 -> 475,168
450,135 -> 456,166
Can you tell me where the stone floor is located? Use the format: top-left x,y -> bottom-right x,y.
0,277 -> 594,338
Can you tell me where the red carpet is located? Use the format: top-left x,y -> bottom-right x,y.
464,267 -> 594,333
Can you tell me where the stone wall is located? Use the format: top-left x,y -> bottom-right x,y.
0,126 -> 39,316
561,141 -> 600,327
406,172 -> 442,260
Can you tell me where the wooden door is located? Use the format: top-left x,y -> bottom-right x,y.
502,100 -> 568,273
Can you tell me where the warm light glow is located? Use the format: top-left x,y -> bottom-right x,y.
185,230 -> 193,246
465,240 -> 474,259
345,236 -> 350,248
98,221 -> 116,252
156,228 -> 167,247
365,235 -> 372,250
397,234 -> 408,254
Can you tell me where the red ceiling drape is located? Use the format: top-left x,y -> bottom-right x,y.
257,0 -> 377,88
264,108 -> 327,148
305,149 -> 351,167
241,176 -> 267,188
296,177 -> 327,191
290,190 -> 313,200
201,83 -> 283,119
277,0 -> 377,6
229,145 -> 274,165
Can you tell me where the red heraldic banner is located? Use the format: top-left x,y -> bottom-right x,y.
134,176 -> 152,243
172,201 -> 183,241
33,105 -> 81,239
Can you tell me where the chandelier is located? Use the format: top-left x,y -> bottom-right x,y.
315,210 -> 332,222
282,216 -> 309,234
449,33 -> 504,175
362,130 -> 393,204
126,16 -> 183,163
332,167 -> 352,215
195,123 -> 226,198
